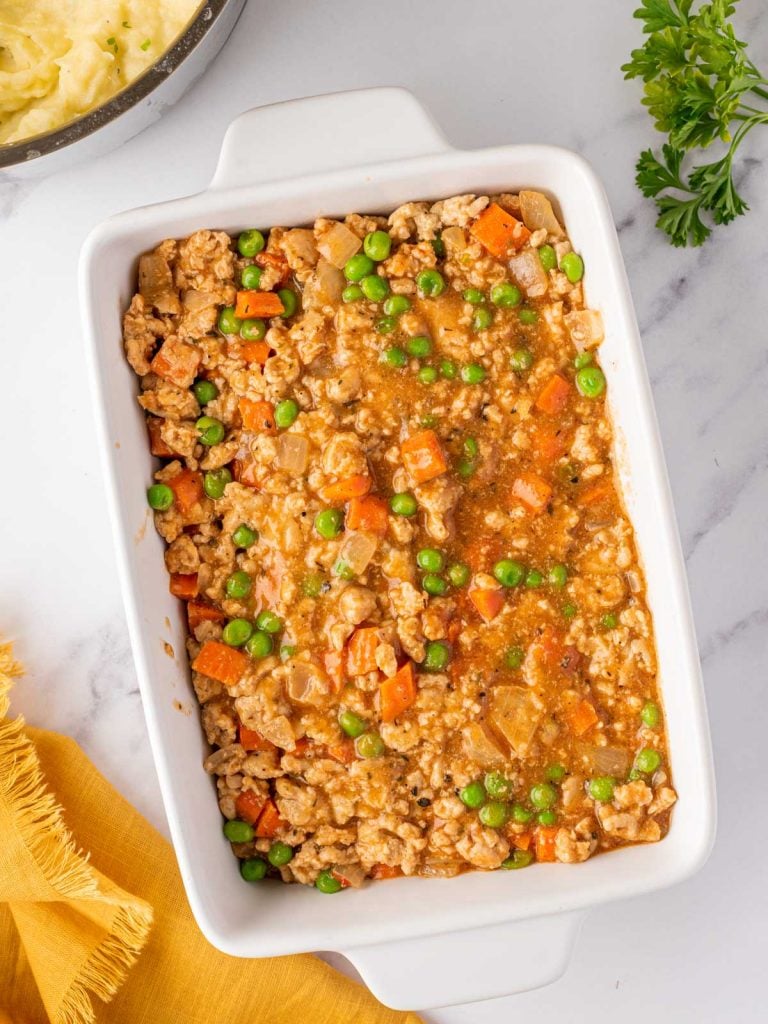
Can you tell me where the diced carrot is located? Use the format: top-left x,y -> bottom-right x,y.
470,202 -> 531,258
323,650 -> 346,692
292,737 -> 312,755
320,474 -> 371,503
239,398 -> 276,434
186,601 -> 225,631
147,417 -> 173,457
255,798 -> 283,838
511,472 -> 553,514
512,832 -> 532,851
192,640 -> 248,687
401,429 -> 447,484
346,494 -> 388,536
232,458 -> 262,490
380,662 -> 417,723
234,790 -> 265,825
234,290 -> 285,319
530,424 -> 566,464
535,373 -> 571,416
228,339 -> 271,364
468,586 -> 505,622
566,698 -> 599,736
150,337 -> 201,388
169,573 -> 198,600
347,627 -> 380,676
370,863 -> 401,880
327,740 -> 357,764
168,469 -> 204,514
238,725 -> 277,753
534,826 -> 559,863
577,482 -> 613,507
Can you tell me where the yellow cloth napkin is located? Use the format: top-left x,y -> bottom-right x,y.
0,643 -> 420,1024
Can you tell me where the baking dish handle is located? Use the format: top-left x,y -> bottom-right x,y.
210,87 -> 451,191
342,910 -> 585,1011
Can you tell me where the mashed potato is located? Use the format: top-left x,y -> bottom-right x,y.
0,0 -> 200,145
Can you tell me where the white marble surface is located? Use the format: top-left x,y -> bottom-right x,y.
2,0 -> 767,1019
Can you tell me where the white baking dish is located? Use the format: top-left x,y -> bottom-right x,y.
80,88 -> 716,1011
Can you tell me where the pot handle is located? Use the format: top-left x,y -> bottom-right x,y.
209,87 -> 451,191
342,910 -> 585,1012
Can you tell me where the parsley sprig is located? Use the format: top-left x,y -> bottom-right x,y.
623,0 -> 768,246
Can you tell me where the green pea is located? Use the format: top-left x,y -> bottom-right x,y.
601,612 -> 618,630
238,230 -> 265,257
431,234 -> 446,258
472,308 -> 493,332
381,345 -> 407,368
314,508 -> 343,539
245,631 -> 273,658
493,559 -> 524,588
421,413 -> 438,428
344,253 -> 375,282
423,574 -> 447,596
490,282 -> 522,308
301,571 -> 325,597
518,309 -> 538,325
525,569 -> 543,589
588,776 -> 615,802
423,640 -> 450,672
225,570 -> 252,599
459,780 -> 486,809
546,763 -> 566,782
510,348 -> 534,372
204,467 -> 232,500
364,230 -> 392,262
356,732 -> 385,759
641,701 -> 661,728
440,358 -> 457,379
505,646 -> 524,669
339,709 -> 367,739
268,841 -> 294,867
502,850 -> 534,869
464,437 -> 479,458
218,306 -> 242,334
193,379 -> 218,405
460,363 -> 486,385
383,294 -> 411,316
195,416 -> 225,446
240,264 -> 262,289
417,548 -> 444,572
548,564 -> 568,588
255,610 -> 282,634
530,783 -> 557,810
240,857 -> 267,881
416,269 -> 445,297
315,869 -> 342,893
418,366 -> 438,385
484,771 -> 514,800
147,483 -> 173,511
375,316 -> 397,334
635,748 -> 661,774
457,458 -> 476,479
361,274 -> 390,302
342,284 -> 364,303
576,365 -> 606,399
390,492 -> 417,517
574,351 -> 593,369
447,562 -> 470,587
537,810 -> 558,826
562,602 -> 578,620
275,399 -> 299,429
223,619 -> 253,647
512,803 -> 534,824
539,244 -> 557,272
232,524 -> 257,548
333,559 -> 355,580
240,318 -> 266,341
277,289 -> 298,318
280,644 -> 297,661
463,288 -> 485,305
406,335 -> 432,358
560,252 -> 584,283
223,819 -> 254,843
479,801 -> 509,829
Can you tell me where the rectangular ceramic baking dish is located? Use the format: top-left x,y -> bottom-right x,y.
80,88 -> 716,1011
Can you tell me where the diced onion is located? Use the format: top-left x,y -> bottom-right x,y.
276,433 -> 309,476
332,863 -> 366,888
461,723 -> 507,768
340,532 -> 378,575
577,742 -> 631,776
309,257 -> 345,305
285,658 -> 330,705
487,686 -> 543,757
182,289 -> 216,311
139,253 -> 180,314
519,190 -> 564,237
317,222 -> 362,269
441,226 -> 466,253
564,309 -> 604,352
508,249 -> 548,297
